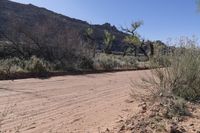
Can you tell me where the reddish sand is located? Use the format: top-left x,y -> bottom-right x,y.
0,70 -> 150,133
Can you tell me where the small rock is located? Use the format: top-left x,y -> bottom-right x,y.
116,119 -> 124,123
189,123 -> 194,126
106,128 -> 110,132
142,104 -> 147,110
125,99 -> 134,103
126,124 -> 134,130
119,125 -> 125,131
140,109 -> 146,114
149,112 -> 156,118
170,128 -> 183,133
138,102 -> 146,107
172,117 -> 179,123
179,126 -> 186,132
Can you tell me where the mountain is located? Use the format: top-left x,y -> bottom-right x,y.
0,0 -> 172,63
0,0 -> 130,60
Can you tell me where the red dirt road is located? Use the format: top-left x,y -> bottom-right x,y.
0,70 -> 149,133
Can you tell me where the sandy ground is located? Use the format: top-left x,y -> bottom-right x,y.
0,70 -> 149,133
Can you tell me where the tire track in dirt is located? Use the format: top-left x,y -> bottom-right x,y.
0,70 -> 149,133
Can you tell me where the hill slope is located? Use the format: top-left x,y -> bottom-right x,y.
0,0 -> 129,60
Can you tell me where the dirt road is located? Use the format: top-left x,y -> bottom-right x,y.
0,70 -> 149,133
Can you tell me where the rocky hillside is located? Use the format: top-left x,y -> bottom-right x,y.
0,0 -> 130,59
0,0 -> 172,61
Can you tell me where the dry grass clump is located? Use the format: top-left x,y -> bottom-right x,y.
0,56 -> 52,79
24,56 -> 52,73
94,53 -> 138,70
0,57 -> 24,79
148,40 -> 200,102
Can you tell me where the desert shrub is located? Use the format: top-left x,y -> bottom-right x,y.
94,53 -> 137,70
96,54 -> 117,70
52,60 -> 74,71
0,70 -> 8,80
124,56 -> 138,68
24,56 -> 51,73
170,48 -> 200,101
0,57 -> 23,76
163,97 -> 189,118
150,55 -> 171,68
78,56 -> 94,70
146,39 -> 200,102
0,56 -> 52,75
138,37 -> 200,119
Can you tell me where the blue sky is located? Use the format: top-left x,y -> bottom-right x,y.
11,0 -> 200,43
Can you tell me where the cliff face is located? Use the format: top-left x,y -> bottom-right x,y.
0,0 -> 128,57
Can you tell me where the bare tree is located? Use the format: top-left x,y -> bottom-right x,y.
0,27 -> 26,59
122,21 -> 149,59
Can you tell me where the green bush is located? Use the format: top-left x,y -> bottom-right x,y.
0,58 -> 24,79
0,57 -> 23,74
78,56 -> 94,70
24,56 -> 51,73
94,53 -> 137,70
96,55 -> 116,70
170,47 -> 200,101
144,38 -> 200,102
150,56 -> 171,68
164,98 -> 189,118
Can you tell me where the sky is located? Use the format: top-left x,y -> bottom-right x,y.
11,0 -> 200,43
